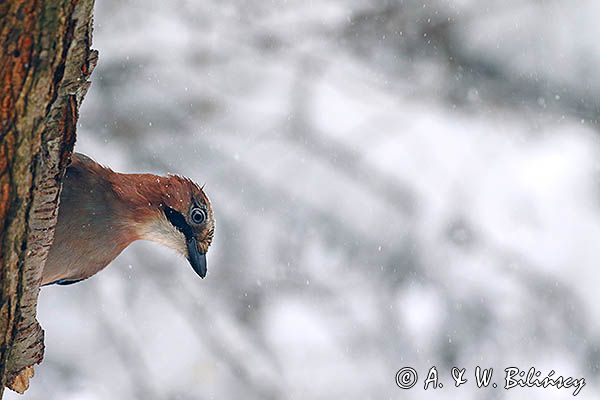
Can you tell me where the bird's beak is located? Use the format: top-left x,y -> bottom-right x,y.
186,238 -> 207,278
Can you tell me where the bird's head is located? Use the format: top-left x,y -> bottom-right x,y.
130,174 -> 215,278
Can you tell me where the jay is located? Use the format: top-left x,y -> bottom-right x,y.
42,153 -> 215,286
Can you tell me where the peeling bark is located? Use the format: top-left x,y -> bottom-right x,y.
0,0 -> 96,396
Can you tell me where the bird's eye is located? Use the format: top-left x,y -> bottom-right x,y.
190,208 -> 206,225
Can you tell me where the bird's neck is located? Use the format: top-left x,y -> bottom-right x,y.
50,164 -> 169,274
107,171 -> 191,254
106,172 -> 171,237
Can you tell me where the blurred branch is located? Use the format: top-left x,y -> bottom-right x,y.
344,0 -> 600,123
89,284 -> 158,400
287,56 -> 416,217
137,271 -> 284,400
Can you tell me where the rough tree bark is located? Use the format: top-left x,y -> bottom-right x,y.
0,0 -> 96,396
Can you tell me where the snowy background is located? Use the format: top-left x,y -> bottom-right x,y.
8,0 -> 600,399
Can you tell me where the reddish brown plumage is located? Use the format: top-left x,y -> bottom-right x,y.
42,153 -> 214,285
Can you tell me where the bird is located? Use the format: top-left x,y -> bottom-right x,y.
41,152 -> 215,286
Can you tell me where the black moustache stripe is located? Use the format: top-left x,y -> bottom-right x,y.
163,206 -> 194,240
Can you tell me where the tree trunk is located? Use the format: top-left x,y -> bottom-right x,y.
0,0 -> 96,396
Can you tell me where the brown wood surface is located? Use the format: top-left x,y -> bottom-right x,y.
0,0 -> 96,395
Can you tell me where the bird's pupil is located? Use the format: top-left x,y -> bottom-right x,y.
191,208 -> 205,224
